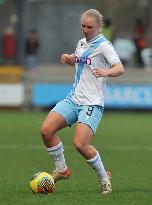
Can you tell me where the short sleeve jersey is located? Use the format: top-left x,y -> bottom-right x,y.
68,34 -> 121,107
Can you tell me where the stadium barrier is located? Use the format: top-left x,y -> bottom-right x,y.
32,83 -> 152,109
32,83 -> 72,107
0,66 -> 24,83
0,66 -> 25,107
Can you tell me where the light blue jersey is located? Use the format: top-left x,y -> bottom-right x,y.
68,34 -> 121,106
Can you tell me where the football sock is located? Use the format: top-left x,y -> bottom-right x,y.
87,151 -> 108,182
46,142 -> 67,173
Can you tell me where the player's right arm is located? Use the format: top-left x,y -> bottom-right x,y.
60,53 -> 76,66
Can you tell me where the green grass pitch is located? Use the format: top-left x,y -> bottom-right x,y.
0,111 -> 152,205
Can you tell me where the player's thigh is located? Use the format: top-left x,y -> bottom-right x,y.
74,123 -> 94,145
42,111 -> 67,133
42,98 -> 78,133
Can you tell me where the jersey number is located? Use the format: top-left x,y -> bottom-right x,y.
86,106 -> 94,116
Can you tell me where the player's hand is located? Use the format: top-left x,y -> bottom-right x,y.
60,53 -> 76,66
60,54 -> 70,64
92,69 -> 110,77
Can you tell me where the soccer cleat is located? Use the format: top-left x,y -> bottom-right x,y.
101,178 -> 112,195
101,170 -> 112,195
51,168 -> 71,183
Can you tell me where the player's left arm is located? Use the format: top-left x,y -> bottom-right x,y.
93,42 -> 124,78
93,63 -> 124,77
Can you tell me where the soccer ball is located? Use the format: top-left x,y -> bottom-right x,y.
30,172 -> 55,194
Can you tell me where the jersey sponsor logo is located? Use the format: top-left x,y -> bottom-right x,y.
75,56 -> 91,65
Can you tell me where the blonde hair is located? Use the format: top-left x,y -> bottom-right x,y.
81,9 -> 104,27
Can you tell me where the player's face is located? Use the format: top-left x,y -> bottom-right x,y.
81,16 -> 100,41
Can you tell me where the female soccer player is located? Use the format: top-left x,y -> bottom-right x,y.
41,9 -> 124,195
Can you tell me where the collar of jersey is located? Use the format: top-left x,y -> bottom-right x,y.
87,34 -> 103,43
80,34 -> 104,45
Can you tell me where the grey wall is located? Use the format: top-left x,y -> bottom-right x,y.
25,1 -> 94,63
0,0 -> 151,64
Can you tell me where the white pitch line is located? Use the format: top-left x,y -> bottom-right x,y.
0,144 -> 152,151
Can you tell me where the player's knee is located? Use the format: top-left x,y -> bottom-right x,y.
41,125 -> 53,140
73,140 -> 84,152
